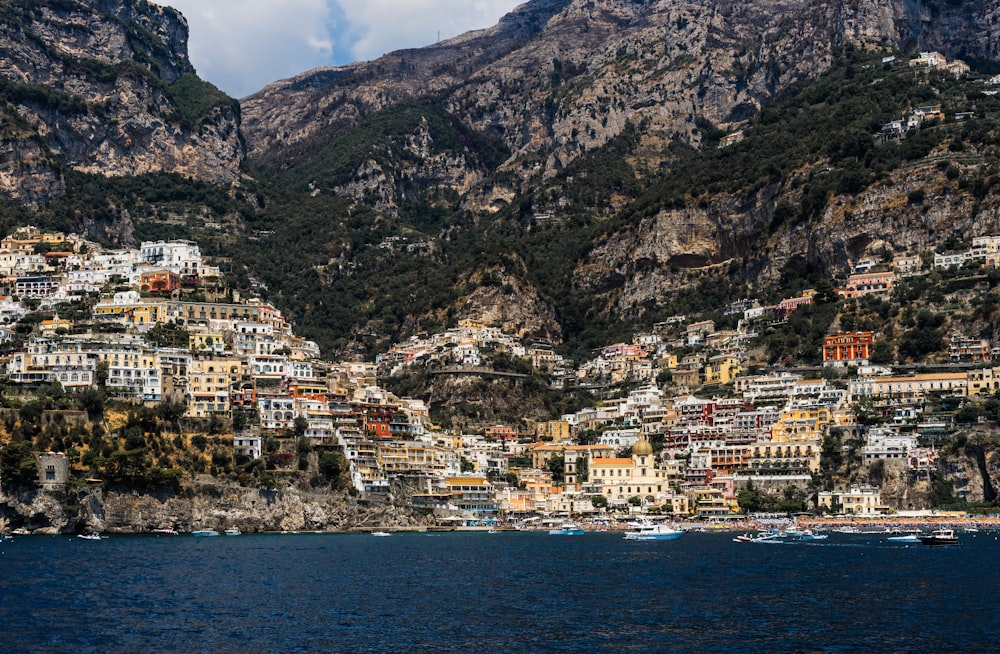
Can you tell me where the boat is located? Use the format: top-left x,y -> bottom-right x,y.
734,531 -> 783,543
798,530 -> 828,541
372,531 -> 391,537
623,521 -> 684,541
224,528 -> 241,536
548,522 -> 585,535
152,525 -> 179,536
77,533 -> 102,540
920,528 -> 959,546
887,533 -> 921,543
192,530 -> 220,537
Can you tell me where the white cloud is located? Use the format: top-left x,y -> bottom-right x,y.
335,0 -> 522,61
164,0 -> 341,97
162,1 -> 522,98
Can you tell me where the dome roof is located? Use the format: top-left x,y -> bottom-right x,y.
632,438 -> 653,456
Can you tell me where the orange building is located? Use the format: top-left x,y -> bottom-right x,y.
485,425 -> 519,441
823,332 -> 874,366
141,269 -> 180,293
838,272 -> 897,299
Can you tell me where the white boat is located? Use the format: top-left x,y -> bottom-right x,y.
548,522 -> 585,535
152,525 -> 179,536
77,533 -> 102,540
623,521 -> 684,541
192,530 -> 220,537
741,531 -> 783,543
371,531 -> 391,537
224,528 -> 241,536
798,530 -> 828,541
887,533 -> 921,543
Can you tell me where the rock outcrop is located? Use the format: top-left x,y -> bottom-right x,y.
0,480 -> 433,534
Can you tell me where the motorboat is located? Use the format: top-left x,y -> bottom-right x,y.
623,521 -> 684,541
798,530 -> 828,541
371,531 -> 391,537
152,525 -> 179,536
77,533 -> 102,540
192,530 -> 220,537
224,528 -> 241,536
887,533 -> 921,543
920,528 -> 959,546
548,522 -> 585,535
734,532 -> 780,543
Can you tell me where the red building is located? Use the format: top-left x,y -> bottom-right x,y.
823,332 -> 874,366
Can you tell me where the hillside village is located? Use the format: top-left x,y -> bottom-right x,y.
1,220 -> 1000,528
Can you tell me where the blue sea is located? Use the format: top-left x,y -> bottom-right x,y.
1,530 -> 998,653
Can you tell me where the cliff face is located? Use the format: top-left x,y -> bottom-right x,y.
0,0 -> 243,204
242,0 -> 1000,181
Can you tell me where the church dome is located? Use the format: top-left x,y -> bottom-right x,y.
632,437 -> 653,456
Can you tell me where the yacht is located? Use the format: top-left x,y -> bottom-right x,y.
192,530 -> 220,537
623,520 -> 684,541
224,528 -> 241,536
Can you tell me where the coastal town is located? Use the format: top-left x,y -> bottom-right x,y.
0,223 -> 999,533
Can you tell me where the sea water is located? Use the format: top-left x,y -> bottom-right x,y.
1,530 -> 998,653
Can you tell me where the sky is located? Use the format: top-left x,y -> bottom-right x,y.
162,0 -> 524,98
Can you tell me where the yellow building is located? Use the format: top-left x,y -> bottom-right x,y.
967,367 -> 1000,397
189,332 -> 227,353
746,440 -> 821,473
687,486 -> 738,518
704,354 -> 742,385
771,407 -> 833,442
588,438 -> 667,502
187,356 -> 244,418
93,300 -> 168,328
535,420 -> 571,441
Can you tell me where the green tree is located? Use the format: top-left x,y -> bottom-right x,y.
547,454 -> 565,485
0,441 -> 37,489
318,451 -> 350,490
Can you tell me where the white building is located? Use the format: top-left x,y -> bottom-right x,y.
140,240 -> 203,277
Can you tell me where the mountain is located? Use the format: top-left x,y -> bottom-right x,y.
4,0 -> 1000,358
243,0 -> 1000,181
0,0 -> 243,206
237,0 -> 1000,354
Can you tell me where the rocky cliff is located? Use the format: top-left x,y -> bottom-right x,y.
0,480 -> 432,535
0,0 -> 243,205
